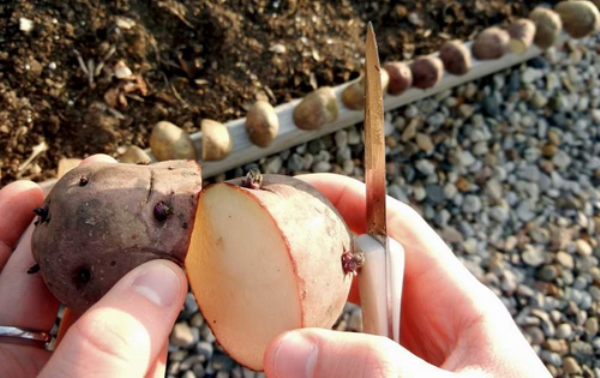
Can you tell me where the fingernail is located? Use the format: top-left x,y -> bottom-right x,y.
273,333 -> 318,378
132,262 -> 180,307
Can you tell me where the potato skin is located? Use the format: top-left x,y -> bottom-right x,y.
555,0 -> 600,38
31,160 -> 202,315
384,61 -> 413,95
439,40 -> 472,75
245,101 -> 279,148
410,56 -> 444,89
529,7 -> 563,50
293,87 -> 339,130
472,27 -> 510,60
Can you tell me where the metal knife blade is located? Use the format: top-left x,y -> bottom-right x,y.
364,22 -> 387,238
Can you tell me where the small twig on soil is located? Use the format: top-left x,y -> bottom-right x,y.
18,141 -> 48,173
102,45 -> 117,62
87,59 -> 95,86
160,71 -> 189,109
73,49 -> 89,76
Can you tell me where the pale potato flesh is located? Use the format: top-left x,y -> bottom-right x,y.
186,185 -> 301,371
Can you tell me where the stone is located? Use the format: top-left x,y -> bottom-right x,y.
416,133 -> 434,154
462,195 -> 482,214
482,95 -> 501,117
196,341 -> 214,361
170,322 -> 196,348
334,130 -> 348,148
539,265 -> 558,281
441,226 -> 464,244
556,251 -> 574,269
576,239 -> 593,256
562,357 -> 582,375
555,323 -> 573,340
426,185 -> 445,205
544,339 -> 569,355
516,200 -> 536,222
585,317 -> 598,337
552,150 -> 571,171
416,159 -> 436,176
402,118 -> 419,142
312,161 -> 331,173
522,245 -> 546,267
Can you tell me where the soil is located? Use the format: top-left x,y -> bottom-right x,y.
1,0 -> 555,186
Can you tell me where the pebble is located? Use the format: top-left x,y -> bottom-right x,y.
522,245 -> 546,267
563,357 -> 583,375
170,323 -> 197,348
416,133 -> 434,154
585,317 -> 598,337
462,195 -> 482,214
555,323 -> 573,340
576,239 -> 593,256
416,160 -> 436,176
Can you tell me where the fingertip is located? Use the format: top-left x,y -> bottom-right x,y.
80,154 -> 117,166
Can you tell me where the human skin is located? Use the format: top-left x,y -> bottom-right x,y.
0,155 -> 188,378
263,173 -> 551,378
0,163 -> 550,377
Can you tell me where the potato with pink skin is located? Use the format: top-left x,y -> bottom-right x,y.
555,0 -> 600,38
383,61 -> 413,95
472,27 -> 510,60
31,160 -> 202,315
439,40 -> 472,75
186,173 -> 354,371
410,56 -> 444,89
507,19 -> 537,55
341,69 -> 390,110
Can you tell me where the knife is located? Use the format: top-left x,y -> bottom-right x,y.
355,22 -> 405,343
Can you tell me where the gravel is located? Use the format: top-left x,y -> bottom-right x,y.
166,34 -> 600,378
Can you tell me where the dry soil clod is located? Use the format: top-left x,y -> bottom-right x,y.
529,7 -> 563,50
555,0 -> 600,38
383,62 -> 413,95
293,87 -> 339,130
150,121 -> 197,161
410,56 -> 444,89
341,69 -> 390,110
245,101 -> 279,148
472,27 -> 511,60
507,19 -> 537,55
202,119 -> 233,161
439,40 -> 472,75
119,145 -> 152,165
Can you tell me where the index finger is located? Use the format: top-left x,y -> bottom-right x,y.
296,173 -> 494,308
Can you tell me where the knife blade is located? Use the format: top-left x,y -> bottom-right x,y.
364,22 -> 387,238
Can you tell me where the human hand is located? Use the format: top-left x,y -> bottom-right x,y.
0,155 -> 188,378
263,173 -> 550,377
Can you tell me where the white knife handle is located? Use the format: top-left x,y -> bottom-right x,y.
356,234 -> 405,344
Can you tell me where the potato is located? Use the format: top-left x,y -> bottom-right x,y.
202,119 -> 232,161
245,101 -> 279,147
555,0 -> 600,38
507,19 -> 537,55
341,69 -> 390,110
529,7 -> 563,50
119,145 -> 152,164
383,61 -> 413,95
186,173 -> 353,371
439,40 -> 472,75
472,27 -> 510,60
150,121 -> 197,161
31,160 -> 203,315
293,87 -> 339,130
410,56 -> 444,89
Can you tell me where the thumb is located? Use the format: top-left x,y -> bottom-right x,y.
40,259 -> 187,378
264,328 -> 455,378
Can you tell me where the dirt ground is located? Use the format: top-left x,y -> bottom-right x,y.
1,0 -> 553,186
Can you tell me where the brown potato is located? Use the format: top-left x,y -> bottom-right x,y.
529,7 -> 563,50
555,0 -> 600,38
472,27 -> 510,60
31,160 -> 202,315
293,87 -> 339,130
439,40 -> 472,75
187,173 -> 353,371
410,56 -> 444,89
383,61 -> 413,95
245,101 -> 279,147
202,119 -> 233,161
119,145 -> 152,164
341,69 -> 390,110
507,19 -> 537,55
150,121 -> 197,161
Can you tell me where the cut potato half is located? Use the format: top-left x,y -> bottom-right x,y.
187,175 -> 353,371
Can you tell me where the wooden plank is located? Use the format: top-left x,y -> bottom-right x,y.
39,37 -> 561,193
